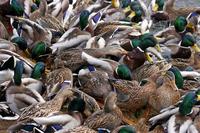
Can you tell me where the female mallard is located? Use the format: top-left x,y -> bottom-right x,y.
83,92 -> 123,131
164,0 -> 200,21
78,70 -> 113,100
6,60 -> 45,114
67,126 -> 97,133
46,46 -> 127,72
148,71 -> 181,113
44,66 -> 73,100
32,97 -> 86,132
149,89 -> 200,132
17,86 -> 73,123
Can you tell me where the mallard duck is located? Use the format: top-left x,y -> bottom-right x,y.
7,15 -> 53,45
44,67 -> 73,100
78,70 -> 112,100
83,92 -> 123,131
108,77 -> 156,113
50,27 -> 91,52
6,60 -> 45,114
164,0 -> 200,21
149,89 -> 200,132
33,97 -> 85,132
120,33 -> 161,65
132,60 -> 171,82
170,51 -> 200,71
17,86 -> 73,123
148,71 -> 181,113
46,46 -> 127,72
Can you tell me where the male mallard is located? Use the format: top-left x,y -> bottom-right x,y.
121,33 -> 161,65
171,33 -> 200,59
148,71 -> 181,113
83,92 -> 123,131
149,89 -> 200,132
6,60 -> 45,114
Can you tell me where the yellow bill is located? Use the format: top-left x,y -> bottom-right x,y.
186,22 -> 195,32
128,11 -> 136,19
145,52 -> 153,64
111,0 -> 120,8
123,6 -> 131,13
152,3 -> 159,12
155,44 -> 161,52
192,44 -> 200,52
197,95 -> 200,101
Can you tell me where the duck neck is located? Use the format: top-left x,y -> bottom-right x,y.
51,91 -> 67,110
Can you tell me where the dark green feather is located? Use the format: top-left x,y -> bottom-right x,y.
31,62 -> 45,80
179,92 -> 196,116
181,34 -> 196,47
68,98 -> 86,113
169,66 -> 184,89
115,64 -> 132,80
79,10 -> 90,30
174,16 -> 187,32
31,42 -> 47,59
156,0 -> 165,11
119,125 -> 136,133
10,0 -> 24,16
14,61 -> 24,86
11,37 -> 27,51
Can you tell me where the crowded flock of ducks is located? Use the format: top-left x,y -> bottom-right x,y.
1,0 -> 200,132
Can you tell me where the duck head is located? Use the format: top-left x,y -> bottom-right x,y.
79,10 -> 90,30
13,60 -> 24,86
31,62 -> 45,80
179,90 -> 200,116
181,33 -> 200,53
31,41 -> 52,60
169,66 -> 184,89
11,37 -> 28,51
174,16 -> 188,33
114,64 -> 132,80
152,0 -> 165,12
9,0 -> 24,16
68,97 -> 86,113
118,125 -> 136,133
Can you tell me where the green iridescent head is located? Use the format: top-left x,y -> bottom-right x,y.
179,92 -> 197,115
79,10 -> 90,30
10,0 -> 24,16
115,64 -> 132,80
174,16 -> 187,32
31,62 -> 45,80
181,33 -> 196,47
14,60 -> 24,86
139,33 -> 158,51
31,42 -> 47,59
169,66 -> 184,89
11,37 -> 27,51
